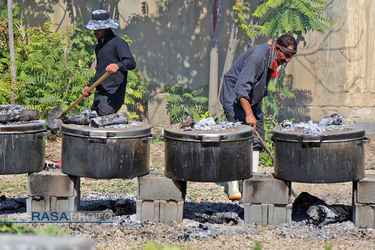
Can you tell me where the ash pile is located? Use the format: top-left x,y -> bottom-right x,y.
63,109 -> 131,128
0,105 -> 39,124
180,116 -> 241,131
281,113 -> 354,134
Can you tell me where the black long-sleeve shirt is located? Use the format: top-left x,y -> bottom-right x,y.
88,29 -> 136,110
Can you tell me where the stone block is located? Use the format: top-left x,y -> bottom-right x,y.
27,196 -> 79,216
28,169 -> 80,197
268,204 -> 292,225
242,173 -> 290,205
244,203 -> 292,225
137,172 -> 186,201
352,203 -> 375,228
0,235 -> 96,250
353,175 -> 375,204
159,200 -> 184,222
136,199 -> 184,223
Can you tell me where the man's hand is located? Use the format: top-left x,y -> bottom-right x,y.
106,63 -> 119,74
239,97 -> 257,129
82,86 -> 93,97
245,114 -> 257,130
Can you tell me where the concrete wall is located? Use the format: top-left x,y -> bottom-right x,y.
282,0 -> 375,124
12,0 -> 375,125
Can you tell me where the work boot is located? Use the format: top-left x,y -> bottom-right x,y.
228,181 -> 241,200
252,150 -> 260,173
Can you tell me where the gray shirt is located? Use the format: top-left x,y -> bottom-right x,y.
220,44 -> 271,122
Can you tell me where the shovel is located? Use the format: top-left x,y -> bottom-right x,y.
46,72 -> 111,129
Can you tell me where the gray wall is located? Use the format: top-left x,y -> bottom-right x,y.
13,0 -> 375,126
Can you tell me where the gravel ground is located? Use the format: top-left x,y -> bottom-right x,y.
0,133 -> 375,249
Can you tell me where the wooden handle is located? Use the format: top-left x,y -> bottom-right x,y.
254,129 -> 275,162
61,72 -> 111,118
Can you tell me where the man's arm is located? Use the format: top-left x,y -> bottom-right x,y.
239,97 -> 257,129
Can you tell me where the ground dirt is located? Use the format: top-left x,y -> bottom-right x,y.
1,132 -> 375,249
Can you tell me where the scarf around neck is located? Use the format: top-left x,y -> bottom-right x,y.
267,40 -> 297,78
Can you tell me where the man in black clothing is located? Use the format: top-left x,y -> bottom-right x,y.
220,35 -> 298,200
83,9 -> 136,116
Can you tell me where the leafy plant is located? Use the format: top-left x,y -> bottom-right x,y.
259,114 -> 278,167
164,84 -> 208,123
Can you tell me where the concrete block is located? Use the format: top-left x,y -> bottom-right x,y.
0,235 -> 96,250
244,203 -> 292,225
137,172 -> 186,201
27,196 -> 79,216
242,173 -> 290,205
136,199 -> 184,223
28,169 -> 80,197
159,200 -> 184,222
354,175 -> 375,204
352,203 -> 375,228
268,204 -> 292,225
244,203 -> 267,226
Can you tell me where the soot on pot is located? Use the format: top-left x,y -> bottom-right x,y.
281,114 -> 353,135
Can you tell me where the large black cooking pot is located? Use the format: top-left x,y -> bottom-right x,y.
61,122 -> 151,179
0,120 -> 47,174
272,126 -> 370,183
164,124 -> 253,182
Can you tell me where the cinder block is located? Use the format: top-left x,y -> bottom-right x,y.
352,203 -> 375,228
242,173 -> 290,205
244,203 -> 292,225
137,172 -> 186,201
159,200 -> 184,222
244,203 -> 267,226
136,200 -> 184,223
27,196 -> 79,216
268,204 -> 292,225
354,175 -> 375,204
28,169 -> 80,197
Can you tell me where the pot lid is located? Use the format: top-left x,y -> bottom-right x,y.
0,120 -> 46,133
272,125 -> 366,142
61,121 -> 151,138
164,124 -> 253,142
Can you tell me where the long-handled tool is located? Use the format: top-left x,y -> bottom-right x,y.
253,129 -> 297,198
46,72 -> 111,129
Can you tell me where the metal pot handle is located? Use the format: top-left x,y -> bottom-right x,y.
197,135 -> 228,143
357,137 -> 371,146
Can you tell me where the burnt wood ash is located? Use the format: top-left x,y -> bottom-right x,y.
63,109 -> 128,127
180,117 -> 241,131
281,113 -> 353,135
0,105 -> 39,124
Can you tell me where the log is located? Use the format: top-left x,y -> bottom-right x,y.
0,109 -> 39,123
90,112 -> 128,127
62,109 -> 98,125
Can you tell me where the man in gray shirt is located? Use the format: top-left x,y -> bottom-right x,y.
220,35 -> 297,200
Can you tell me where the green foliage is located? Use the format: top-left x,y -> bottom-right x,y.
263,78 -> 295,115
233,2 -> 265,42
253,0 -> 335,44
260,114 -> 278,167
0,220 -> 34,234
143,241 -> 183,250
0,8 -> 149,121
124,68 -> 151,120
164,84 -> 208,123
254,242 -> 263,250
0,220 -> 68,236
35,226 -> 68,236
